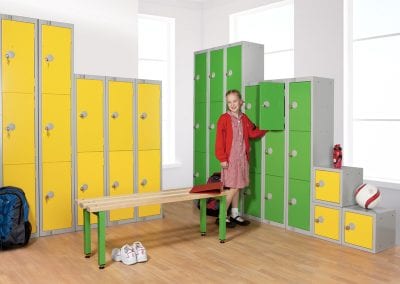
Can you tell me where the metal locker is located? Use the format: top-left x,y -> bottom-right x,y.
259,82 -> 285,130
264,175 -> 285,224
265,131 -> 285,177
226,45 -> 242,91
289,81 -> 311,132
209,49 -> 223,102
194,52 -> 207,103
244,173 -> 261,218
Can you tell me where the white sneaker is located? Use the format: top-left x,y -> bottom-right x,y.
120,244 -> 137,265
132,241 -> 148,263
111,248 -> 122,262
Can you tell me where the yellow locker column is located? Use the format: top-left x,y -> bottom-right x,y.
39,21 -> 73,235
75,76 -> 105,226
107,79 -> 134,222
137,81 -> 161,218
1,16 -> 38,234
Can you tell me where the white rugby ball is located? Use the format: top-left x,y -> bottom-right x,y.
354,183 -> 381,209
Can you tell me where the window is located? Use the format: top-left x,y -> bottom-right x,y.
345,0 -> 400,185
229,1 -> 294,79
138,14 -> 175,165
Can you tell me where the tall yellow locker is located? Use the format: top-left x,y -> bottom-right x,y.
1,16 -> 38,234
137,81 -> 161,218
39,21 -> 73,235
75,76 -> 105,226
107,78 -> 135,222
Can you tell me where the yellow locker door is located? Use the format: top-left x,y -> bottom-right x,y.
41,24 -> 71,95
42,162 -> 72,232
313,205 -> 340,241
2,94 -> 35,164
76,78 -> 104,152
77,152 -> 104,225
138,150 -> 161,217
42,94 -> 71,162
344,211 -> 373,250
138,83 -> 160,150
3,164 -> 37,234
108,81 -> 133,151
1,19 -> 35,94
315,170 -> 340,204
109,151 -> 134,221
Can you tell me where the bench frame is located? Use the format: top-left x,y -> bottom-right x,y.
77,188 -> 227,269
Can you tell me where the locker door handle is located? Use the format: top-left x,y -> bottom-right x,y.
263,101 -> 270,108
315,180 -> 325,187
112,181 -> 119,189
208,72 -> 215,79
314,216 -> 324,223
194,123 -> 200,129
290,101 -> 298,109
208,124 -> 215,130
194,74 -> 200,81
111,112 -> 119,119
193,172 -> 199,178
289,150 -> 298,157
265,193 -> 273,200
46,191 -> 55,200
345,223 -> 356,231
288,198 -> 297,205
140,112 -> 147,119
45,54 -> 54,62
5,50 -> 15,59
80,184 -> 89,192
141,179 -> 148,186
226,70 -> 233,77
265,147 -> 273,155
79,111 -> 88,118
246,103 -> 252,110
45,123 -> 55,132
6,123 -> 16,132
243,189 -> 251,196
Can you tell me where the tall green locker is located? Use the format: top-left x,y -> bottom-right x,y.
193,42 -> 264,188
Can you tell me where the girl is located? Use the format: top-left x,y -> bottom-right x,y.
215,89 -> 267,227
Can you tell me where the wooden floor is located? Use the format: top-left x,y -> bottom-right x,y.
1,201 -> 400,283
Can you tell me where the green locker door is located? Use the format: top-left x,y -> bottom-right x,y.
194,52 -> 207,103
265,175 -> 284,224
226,45 -> 242,91
244,173 -> 261,218
289,131 -> 311,181
194,102 -> 206,153
289,81 -> 311,131
288,178 -> 310,231
210,49 -> 223,102
194,151 -> 206,185
265,131 -> 285,177
259,82 -> 285,130
249,139 -> 262,174
209,101 -> 223,175
244,85 -> 259,124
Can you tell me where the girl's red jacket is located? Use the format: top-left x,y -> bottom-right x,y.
215,113 -> 267,163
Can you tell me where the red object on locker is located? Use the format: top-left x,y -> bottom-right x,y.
333,144 -> 342,169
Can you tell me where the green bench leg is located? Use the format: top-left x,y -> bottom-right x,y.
97,211 -> 106,269
218,196 -> 226,243
200,199 -> 207,236
83,209 -> 91,257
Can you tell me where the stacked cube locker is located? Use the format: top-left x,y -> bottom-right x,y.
39,20 -> 74,236
0,15 -> 39,235
75,75 -> 106,227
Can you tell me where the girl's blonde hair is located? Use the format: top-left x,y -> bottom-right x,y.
225,89 -> 242,99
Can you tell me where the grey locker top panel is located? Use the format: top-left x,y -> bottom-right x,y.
0,14 -> 37,23
194,41 -> 264,54
38,20 -> 73,29
344,205 -> 395,215
75,74 -> 106,81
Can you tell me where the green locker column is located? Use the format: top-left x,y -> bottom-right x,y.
226,45 -> 242,91
259,82 -> 285,130
244,172 -> 261,218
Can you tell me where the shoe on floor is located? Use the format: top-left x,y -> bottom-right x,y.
120,244 -> 137,265
132,241 -> 148,263
230,216 -> 250,226
111,248 -> 122,262
215,217 -> 236,228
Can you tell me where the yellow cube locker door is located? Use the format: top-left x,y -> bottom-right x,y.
42,162 -> 72,231
313,204 -> 341,242
41,24 -> 71,95
77,152 -> 104,225
109,151 -> 134,221
138,82 -> 161,150
1,18 -> 35,94
315,170 -> 340,204
3,164 -> 37,233
138,150 -> 161,217
76,77 -> 104,152
108,80 -> 134,151
344,211 -> 373,250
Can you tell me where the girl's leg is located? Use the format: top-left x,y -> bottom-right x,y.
226,188 -> 238,209
230,188 -> 250,226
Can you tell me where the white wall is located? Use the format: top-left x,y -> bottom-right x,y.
138,0 -> 203,189
0,0 -> 138,77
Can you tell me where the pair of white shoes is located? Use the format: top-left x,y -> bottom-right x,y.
112,241 -> 148,265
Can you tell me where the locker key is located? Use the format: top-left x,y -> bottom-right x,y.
194,74 -> 200,81
6,123 -> 16,132
288,198 -> 297,206
141,179 -> 148,186
208,124 -> 215,130
265,193 -> 273,200
193,172 -> 199,178
80,184 -> 89,192
289,150 -> 298,157
46,191 -> 55,200
5,50 -> 15,60
314,216 -> 324,223
111,112 -> 119,119
315,180 -> 325,187
112,181 -> 119,189
243,188 -> 251,196
140,112 -> 147,120
263,101 -> 270,108
345,223 -> 356,231
226,70 -> 233,77
208,72 -> 215,79
290,101 -> 298,109
265,147 -> 273,155
45,123 -> 55,135
80,111 -> 88,118
194,123 -> 200,129
246,103 -> 252,110
45,54 -> 54,62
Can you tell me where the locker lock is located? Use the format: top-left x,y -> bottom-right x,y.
5,50 -> 15,59
194,74 -> 200,81
194,123 -> 200,129
265,147 -> 273,155
288,198 -> 297,206
243,188 -> 251,196
46,191 -> 55,200
345,223 -> 356,231
226,70 -> 233,77
193,172 -> 200,178
45,123 -> 55,132
263,101 -> 270,108
208,124 -> 215,130
45,54 -> 54,62
315,180 -> 325,187
314,216 -> 324,223
246,103 -> 252,110
265,193 -> 273,200
141,179 -> 148,186
111,112 -> 119,119
6,123 -> 16,132
140,112 -> 148,120
80,111 -> 88,119
80,184 -> 89,192
289,150 -> 298,158
112,181 -> 119,189
290,101 -> 298,109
